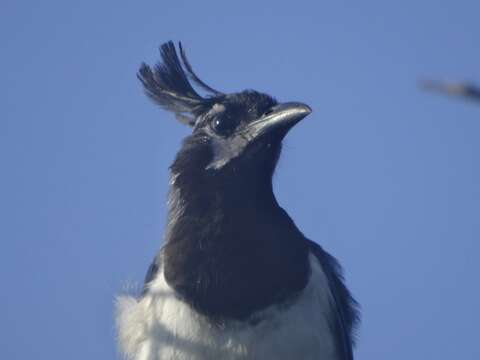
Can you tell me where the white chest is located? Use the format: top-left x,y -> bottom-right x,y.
116,254 -> 338,360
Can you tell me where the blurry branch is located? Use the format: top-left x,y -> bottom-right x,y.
420,79 -> 480,103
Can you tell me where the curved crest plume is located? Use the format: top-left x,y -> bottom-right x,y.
137,41 -> 223,126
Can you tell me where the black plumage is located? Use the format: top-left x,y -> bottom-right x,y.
138,41 -> 359,359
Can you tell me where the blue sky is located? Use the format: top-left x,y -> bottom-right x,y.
1,1 -> 479,359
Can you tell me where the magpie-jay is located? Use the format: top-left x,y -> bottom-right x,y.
116,41 -> 359,360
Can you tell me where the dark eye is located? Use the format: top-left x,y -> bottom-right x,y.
210,116 -> 235,136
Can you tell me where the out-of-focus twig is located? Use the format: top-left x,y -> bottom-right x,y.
420,79 -> 480,103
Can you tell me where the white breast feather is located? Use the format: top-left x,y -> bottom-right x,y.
116,253 -> 338,360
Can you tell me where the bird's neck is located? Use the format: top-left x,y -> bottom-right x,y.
167,168 -> 278,221
162,168 -> 310,321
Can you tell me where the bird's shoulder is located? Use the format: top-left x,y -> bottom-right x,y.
142,253 -> 162,296
307,239 -> 360,360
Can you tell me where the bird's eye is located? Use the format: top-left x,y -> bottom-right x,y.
210,117 -> 235,136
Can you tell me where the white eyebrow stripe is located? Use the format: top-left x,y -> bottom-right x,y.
208,103 -> 226,116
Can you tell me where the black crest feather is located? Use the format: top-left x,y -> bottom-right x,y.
179,43 -> 223,96
137,41 -> 223,126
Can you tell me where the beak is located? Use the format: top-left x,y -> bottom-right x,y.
243,102 -> 312,140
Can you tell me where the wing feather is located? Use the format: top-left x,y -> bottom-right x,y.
308,240 -> 360,360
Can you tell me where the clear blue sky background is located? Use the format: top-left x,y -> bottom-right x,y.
2,1 -> 479,359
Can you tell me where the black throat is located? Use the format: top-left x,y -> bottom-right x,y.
162,151 -> 310,321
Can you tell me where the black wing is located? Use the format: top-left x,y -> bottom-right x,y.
141,254 -> 162,296
308,240 -> 360,360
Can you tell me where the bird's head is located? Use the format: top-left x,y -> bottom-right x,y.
139,41 -> 311,193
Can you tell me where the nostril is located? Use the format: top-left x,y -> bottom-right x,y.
263,109 -> 274,116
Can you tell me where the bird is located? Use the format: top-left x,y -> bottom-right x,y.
420,79 -> 480,103
116,41 -> 359,360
